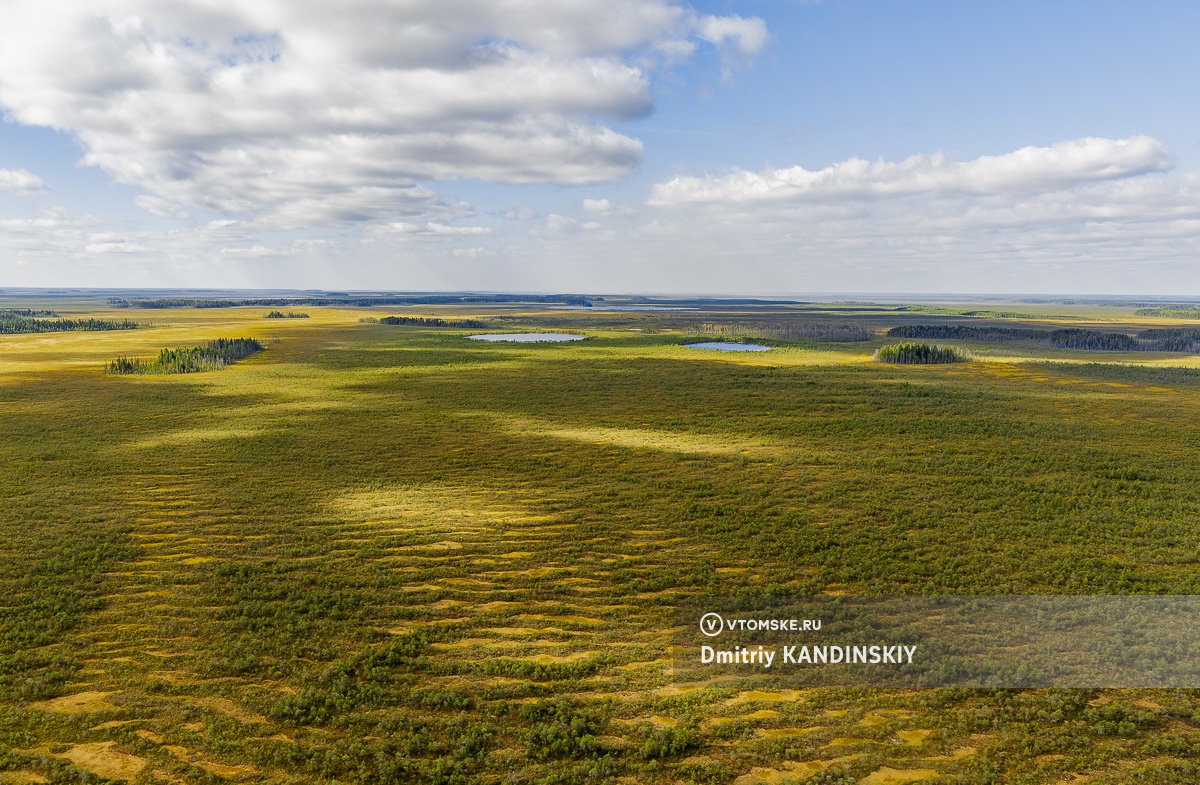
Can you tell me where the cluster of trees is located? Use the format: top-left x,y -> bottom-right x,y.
700,321 -> 871,342
378,316 -> 488,328
266,311 -> 310,318
888,324 -> 1200,352
106,337 -> 263,374
875,342 -> 969,364
0,310 -> 139,334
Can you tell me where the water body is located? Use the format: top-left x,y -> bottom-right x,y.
468,333 -> 585,343
686,342 -> 774,352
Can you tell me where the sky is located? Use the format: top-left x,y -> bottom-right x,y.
2,0 -> 1200,295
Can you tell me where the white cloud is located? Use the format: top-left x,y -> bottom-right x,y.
543,214 -> 602,232
453,246 -> 496,258
0,168 -> 45,194
85,241 -> 150,253
134,194 -> 189,218
649,136 -> 1173,207
582,198 -> 634,215
695,15 -> 769,56
0,1 -> 766,227
376,221 -> 492,236
503,207 -> 539,220
219,244 -> 275,256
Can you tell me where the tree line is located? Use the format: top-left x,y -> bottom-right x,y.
1135,308 -> 1200,318
376,315 -> 489,328
0,310 -> 140,334
700,321 -> 871,342
108,293 -> 593,308
106,338 -> 263,375
887,324 -> 1200,352
266,311 -> 310,318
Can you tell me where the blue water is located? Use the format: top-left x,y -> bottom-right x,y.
468,333 -> 585,343
685,342 -> 774,352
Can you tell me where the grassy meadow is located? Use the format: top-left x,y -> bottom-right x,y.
4,298 -> 1200,783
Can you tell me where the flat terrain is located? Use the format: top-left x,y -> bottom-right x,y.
3,298 -> 1200,784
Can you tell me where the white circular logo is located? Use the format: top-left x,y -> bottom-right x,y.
699,612 -> 725,637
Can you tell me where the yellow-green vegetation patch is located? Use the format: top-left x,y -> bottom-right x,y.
859,766 -> 940,784
30,691 -> 120,714
896,729 -> 932,746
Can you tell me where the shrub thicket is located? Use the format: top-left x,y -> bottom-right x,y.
266,310 -> 310,318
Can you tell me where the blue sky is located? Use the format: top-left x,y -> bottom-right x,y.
2,0 -> 1200,294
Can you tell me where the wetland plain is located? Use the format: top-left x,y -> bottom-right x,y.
3,294 -> 1200,784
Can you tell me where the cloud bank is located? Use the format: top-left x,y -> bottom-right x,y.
0,0 -> 765,227
648,136 -> 1174,206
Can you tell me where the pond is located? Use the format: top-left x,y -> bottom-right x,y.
468,333 -> 586,343
685,342 -> 774,352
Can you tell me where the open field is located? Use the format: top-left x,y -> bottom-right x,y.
4,297 -> 1200,783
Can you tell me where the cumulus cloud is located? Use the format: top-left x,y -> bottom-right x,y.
0,168 -> 45,194
0,0 -> 766,227
649,136 -> 1173,207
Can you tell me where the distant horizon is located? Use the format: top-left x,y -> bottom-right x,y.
5,287 -> 1200,305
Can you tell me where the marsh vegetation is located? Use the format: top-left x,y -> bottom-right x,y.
3,298 -> 1200,784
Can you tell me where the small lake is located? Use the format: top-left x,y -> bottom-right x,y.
685,342 -> 774,352
468,333 -> 586,343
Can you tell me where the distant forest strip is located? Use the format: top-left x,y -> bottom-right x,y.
108,294 -> 593,308
1,309 -> 140,334
1030,361 -> 1200,387
375,316 -> 488,328
875,342 -> 969,364
1136,308 -> 1200,319
887,324 -> 1200,352
107,338 -> 263,375
700,321 -> 871,342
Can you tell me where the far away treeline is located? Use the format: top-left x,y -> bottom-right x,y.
373,316 -> 488,328
107,338 -> 263,375
1,309 -> 140,334
700,321 -> 871,342
108,294 -> 592,308
888,324 -> 1200,352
